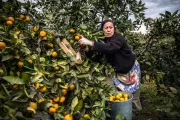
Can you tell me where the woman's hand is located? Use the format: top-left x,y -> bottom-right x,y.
78,36 -> 94,46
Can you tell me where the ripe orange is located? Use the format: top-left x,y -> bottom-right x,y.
49,99 -> 53,103
40,72 -> 45,76
24,16 -> 30,22
12,84 -> 18,89
75,35 -> 80,41
17,61 -> 24,68
59,96 -> 65,103
0,42 -> 7,50
123,93 -> 128,98
33,26 -> 38,32
6,20 -> 13,25
49,107 -> 56,113
62,89 -> 67,95
38,98 -> 45,103
53,104 -> 59,109
40,86 -> 47,93
69,28 -> 75,33
19,14 -> 25,20
64,83 -> 68,89
52,51 -> 58,57
48,43 -> 53,48
64,114 -> 73,120
35,83 -> 40,89
109,96 -> 114,101
29,102 -> 37,111
42,36 -> 47,40
69,84 -> 75,91
7,17 -> 14,22
54,66 -> 60,71
53,96 -> 60,102
39,31 -> 46,37
27,59 -> 33,64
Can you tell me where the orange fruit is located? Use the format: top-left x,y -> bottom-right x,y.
62,89 -> 67,95
59,96 -> 65,103
115,95 -> 121,100
40,86 -> 47,93
117,93 -> 123,98
64,112 -> 68,116
39,31 -> 46,37
29,102 -> 37,111
48,43 -> 53,48
83,114 -> 90,119
0,42 -> 7,50
17,61 -> 24,68
69,28 -> 75,33
49,107 -> 56,113
40,72 -> 45,76
19,14 -> 25,20
123,93 -> 128,98
124,97 -> 128,101
53,96 -> 60,102
49,99 -> 53,103
42,36 -> 47,40
54,66 -> 60,71
53,104 -> 59,109
52,51 -> 58,57
109,96 -> 114,101
12,84 -> 18,89
7,17 -> 14,22
120,98 -> 125,101
33,26 -> 38,32
35,83 -> 40,89
75,35 -> 80,41
64,83 -> 68,89
27,59 -> 33,64
70,40 -> 74,44
64,114 -> 73,120
6,20 -> 13,25
69,84 -> 75,91
38,98 -> 45,103
24,16 -> 30,22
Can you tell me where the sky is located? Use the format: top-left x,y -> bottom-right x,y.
141,0 -> 180,18
136,0 -> 180,34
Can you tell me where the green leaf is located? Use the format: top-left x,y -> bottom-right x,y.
80,24 -> 87,30
71,96 -> 78,111
74,99 -> 83,113
1,54 -> 13,61
3,76 -> 27,85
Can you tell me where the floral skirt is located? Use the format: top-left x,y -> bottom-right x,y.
112,60 -> 141,93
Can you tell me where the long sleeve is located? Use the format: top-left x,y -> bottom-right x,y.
93,34 -> 125,54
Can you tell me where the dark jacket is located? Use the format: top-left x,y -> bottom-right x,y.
93,32 -> 136,74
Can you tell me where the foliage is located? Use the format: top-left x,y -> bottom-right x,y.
0,0 -> 146,119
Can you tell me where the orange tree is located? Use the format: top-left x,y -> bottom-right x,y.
0,0 -> 146,120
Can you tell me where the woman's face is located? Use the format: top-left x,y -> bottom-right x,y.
103,22 -> 115,37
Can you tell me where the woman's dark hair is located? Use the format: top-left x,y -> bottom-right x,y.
101,19 -> 116,30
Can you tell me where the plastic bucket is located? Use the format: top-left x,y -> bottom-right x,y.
108,92 -> 133,120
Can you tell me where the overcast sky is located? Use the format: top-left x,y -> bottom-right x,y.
141,0 -> 180,18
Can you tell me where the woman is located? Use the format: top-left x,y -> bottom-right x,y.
78,19 -> 142,110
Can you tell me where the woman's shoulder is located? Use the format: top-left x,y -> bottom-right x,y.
112,32 -> 126,41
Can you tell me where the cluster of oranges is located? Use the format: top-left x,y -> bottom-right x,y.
19,14 -> 31,22
6,16 -> 14,25
108,92 -> 129,102
68,28 -> 82,45
31,82 -> 76,116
